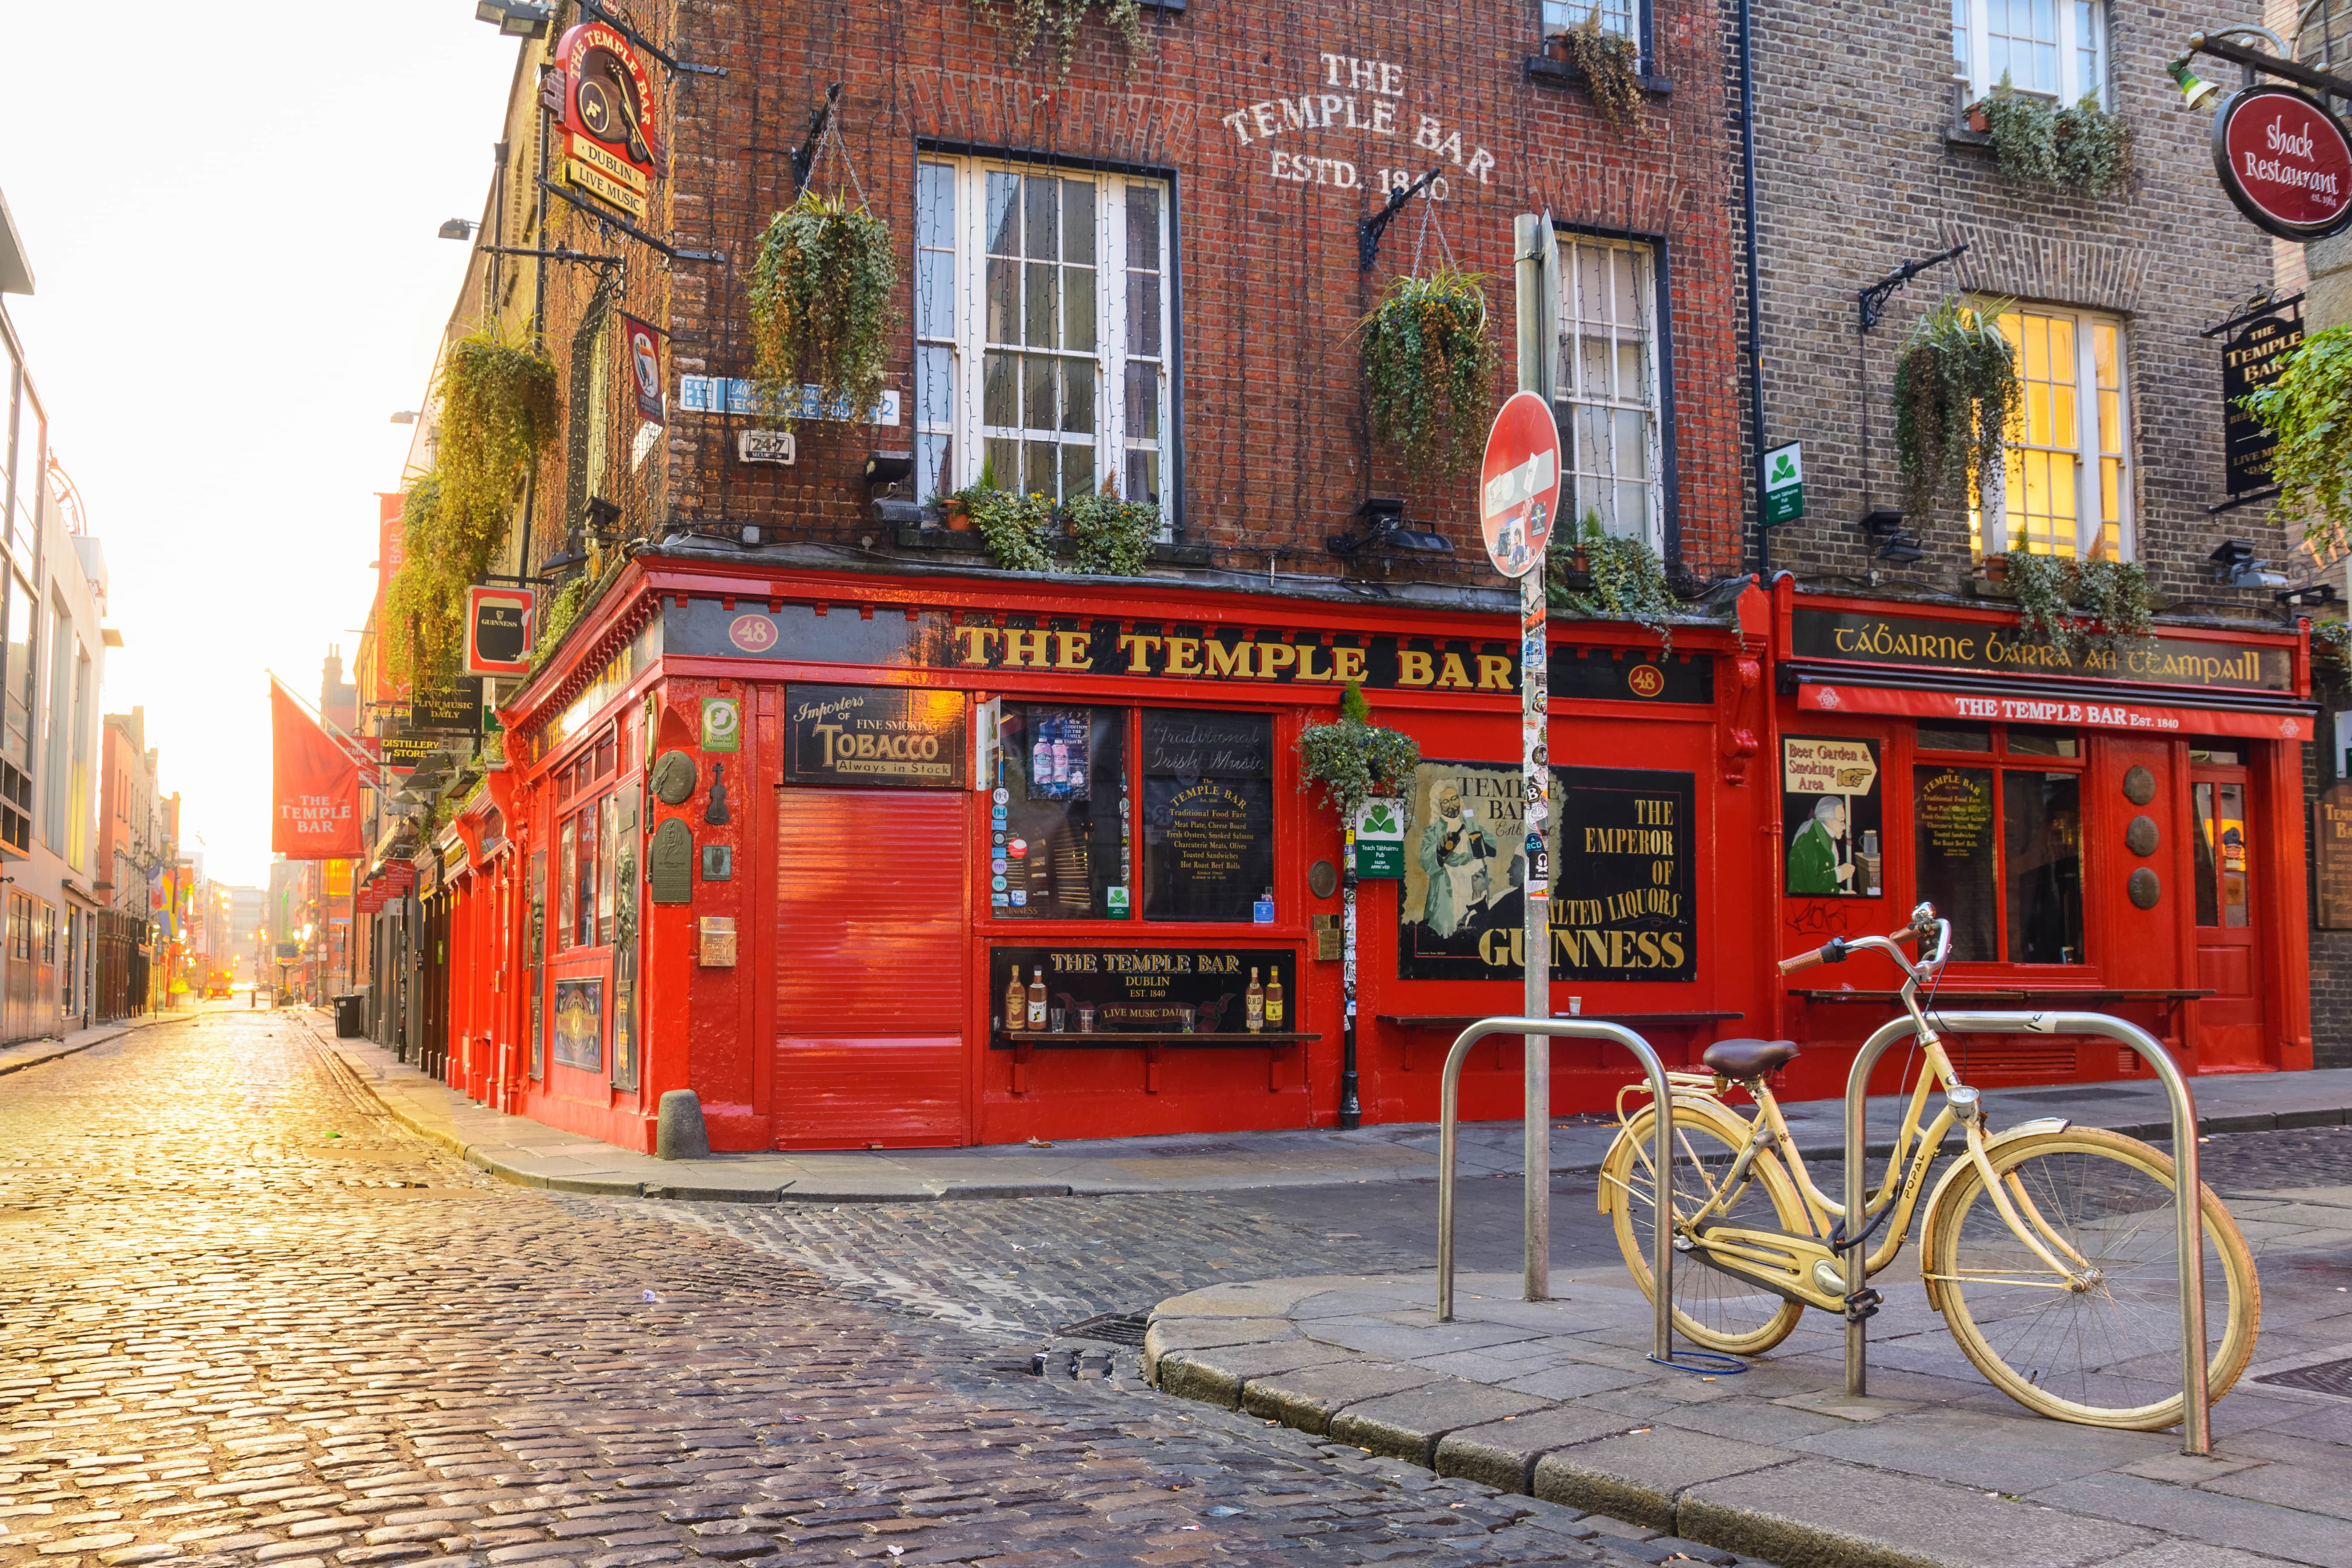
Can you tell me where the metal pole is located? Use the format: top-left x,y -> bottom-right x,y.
1440,1017 -> 1673,1368
1840,1009 -> 2209,1453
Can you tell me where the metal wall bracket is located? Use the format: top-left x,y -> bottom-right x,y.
790,83 -> 845,202
1857,242 -> 1969,332
1357,165 -> 1445,271
579,0 -> 726,76
535,177 -> 724,263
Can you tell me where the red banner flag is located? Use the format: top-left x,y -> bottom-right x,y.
272,681 -> 363,858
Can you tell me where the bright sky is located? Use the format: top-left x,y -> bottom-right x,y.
0,4 -> 521,888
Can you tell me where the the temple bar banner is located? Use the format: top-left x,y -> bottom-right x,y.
270,681 -> 363,859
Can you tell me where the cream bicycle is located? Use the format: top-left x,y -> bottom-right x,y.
1598,903 -> 2260,1430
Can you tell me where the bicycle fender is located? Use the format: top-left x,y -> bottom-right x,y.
1595,1094 -> 1756,1217
1915,1118 -> 2075,1313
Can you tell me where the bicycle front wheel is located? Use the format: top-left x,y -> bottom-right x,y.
1605,1100 -> 1806,1357
1924,1127 -> 2260,1430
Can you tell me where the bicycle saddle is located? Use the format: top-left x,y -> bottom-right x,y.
1702,1038 -> 1799,1078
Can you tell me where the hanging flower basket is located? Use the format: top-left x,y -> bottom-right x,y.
1296,683 -> 1422,825
747,189 -> 899,429
1358,266 -> 1497,478
1893,296 -> 2021,523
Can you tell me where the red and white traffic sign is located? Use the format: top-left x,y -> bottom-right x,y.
1479,389 -> 1563,580
2213,84 -> 2352,241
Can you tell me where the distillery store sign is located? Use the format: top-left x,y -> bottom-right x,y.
783,684 -> 967,788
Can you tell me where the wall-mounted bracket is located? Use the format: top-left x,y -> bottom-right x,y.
1857,242 -> 1968,331
790,83 -> 845,201
578,0 -> 725,76
1357,165 -> 1445,272
536,177 -> 724,263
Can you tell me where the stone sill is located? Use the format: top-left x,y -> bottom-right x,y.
892,526 -> 1213,569
1523,55 -> 1674,96
1946,123 -> 1994,150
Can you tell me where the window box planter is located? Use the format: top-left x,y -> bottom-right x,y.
1523,54 -> 1673,96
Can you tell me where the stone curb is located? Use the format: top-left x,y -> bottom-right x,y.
0,1012 -> 172,1078
1145,1314 -> 2168,1568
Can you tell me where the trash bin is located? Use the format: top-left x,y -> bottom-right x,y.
333,994 -> 364,1037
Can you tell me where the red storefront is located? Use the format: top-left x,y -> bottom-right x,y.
454,551 -> 2316,1153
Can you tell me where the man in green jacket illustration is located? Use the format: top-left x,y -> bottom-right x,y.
1787,796 -> 1853,895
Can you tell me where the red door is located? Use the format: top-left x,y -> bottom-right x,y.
774,788 -> 970,1146
2191,767 -> 2265,1069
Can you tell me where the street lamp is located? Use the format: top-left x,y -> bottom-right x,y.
475,0 -> 551,38
438,219 -> 480,242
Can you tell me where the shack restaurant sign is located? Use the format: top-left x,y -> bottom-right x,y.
2212,84 -> 2352,240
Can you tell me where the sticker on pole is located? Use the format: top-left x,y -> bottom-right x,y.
2212,83 -> 2352,241
1480,389 -> 1563,580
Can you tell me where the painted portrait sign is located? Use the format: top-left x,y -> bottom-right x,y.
1398,760 -> 1695,981
1782,736 -> 1883,898
552,976 -> 605,1072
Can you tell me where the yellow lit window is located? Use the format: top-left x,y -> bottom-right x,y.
1970,307 -> 2130,561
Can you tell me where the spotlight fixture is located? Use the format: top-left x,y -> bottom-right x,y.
1857,508 -> 1906,537
863,450 -> 915,490
2209,538 -> 2257,580
474,0 -> 551,38
539,529 -> 591,578
583,495 -> 623,541
438,219 -> 480,242
2279,581 -> 2341,607
2167,56 -> 2221,109
389,411 -> 418,425
1328,496 -> 1454,557
1876,531 -> 1925,565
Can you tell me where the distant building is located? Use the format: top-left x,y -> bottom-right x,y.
96,705 -> 169,1018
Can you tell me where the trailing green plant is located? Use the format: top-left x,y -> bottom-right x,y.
528,573 -> 592,676
1295,681 -> 1422,824
382,325 -> 559,691
1546,510 -> 1679,652
1553,5 -> 1644,134
1064,481 -> 1161,576
1894,296 -> 2021,522
746,189 -> 898,428
972,487 -> 1061,574
1997,550 -> 2152,657
1358,266 -> 1497,478
2054,93 -> 2133,196
1980,77 -> 2059,185
2247,324 -> 2352,558
2312,618 -> 2352,693
971,0 -> 1149,77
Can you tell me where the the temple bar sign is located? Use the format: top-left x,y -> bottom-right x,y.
1791,608 -> 2293,692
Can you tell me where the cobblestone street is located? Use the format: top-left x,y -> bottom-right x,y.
0,1010 -> 1758,1568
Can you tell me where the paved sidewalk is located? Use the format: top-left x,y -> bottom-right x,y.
0,1005 -> 179,1077
1145,1242 -> 2352,1568
313,1017 -> 2352,1203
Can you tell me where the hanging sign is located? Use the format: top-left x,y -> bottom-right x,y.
2211,84 -> 2352,240
547,22 -> 662,221
1479,389 -> 1563,579
621,314 -> 666,425
1764,442 -> 1804,524
2220,300 -> 2303,498
2317,783 -> 2352,929
465,585 -> 535,678
1351,796 -> 1407,878
409,678 -> 485,734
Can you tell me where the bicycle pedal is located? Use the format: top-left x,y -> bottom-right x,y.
1843,1288 -> 1883,1324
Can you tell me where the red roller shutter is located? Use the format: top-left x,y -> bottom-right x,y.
775,788 -> 968,1146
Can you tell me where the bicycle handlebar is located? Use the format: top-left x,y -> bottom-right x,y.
1777,903 -> 1948,980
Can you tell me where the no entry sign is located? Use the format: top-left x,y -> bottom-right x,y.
2213,84 -> 2352,241
1480,389 -> 1563,580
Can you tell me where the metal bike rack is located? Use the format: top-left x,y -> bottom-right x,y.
1436,1016 -> 1675,1368
1841,1010 -> 2212,1454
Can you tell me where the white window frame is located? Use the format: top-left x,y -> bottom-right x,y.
914,155 -> 1174,523
1553,231 -> 1666,554
1954,0 -> 2108,106
1971,303 -> 2133,562
1541,0 -> 1642,56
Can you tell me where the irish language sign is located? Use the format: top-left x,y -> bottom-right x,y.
1791,608 -> 2292,691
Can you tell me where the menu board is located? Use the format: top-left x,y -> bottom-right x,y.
992,946 -> 1294,1036
2316,783 -> 2352,930
1142,711 -> 1273,921
1398,761 -> 1697,981
1914,766 -> 1996,960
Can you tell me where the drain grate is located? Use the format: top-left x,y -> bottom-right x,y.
1058,1311 -> 1151,1346
2255,1357 -> 2352,1399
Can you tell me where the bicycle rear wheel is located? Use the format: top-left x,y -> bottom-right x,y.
1605,1101 -> 1806,1357
1924,1127 -> 2260,1430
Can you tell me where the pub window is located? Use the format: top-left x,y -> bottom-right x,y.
1952,0 -> 2106,109
1913,724 -> 2084,964
1141,709 -> 1274,922
1554,233 -> 1666,553
557,816 -> 577,953
573,799 -> 600,948
1540,0 -> 1643,62
594,726 -> 616,780
914,155 -> 1175,517
596,793 -> 618,946
1969,305 -> 2132,563
994,703 -> 1129,919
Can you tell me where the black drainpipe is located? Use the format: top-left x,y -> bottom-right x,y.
1740,0 -> 1769,577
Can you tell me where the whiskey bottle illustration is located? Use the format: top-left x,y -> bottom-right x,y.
1026,968 -> 1048,1030
1264,968 -> 1284,1029
1004,968 -> 1026,1033
1245,967 -> 1265,1032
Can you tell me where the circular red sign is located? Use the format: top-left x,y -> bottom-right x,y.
728,612 -> 777,652
1479,389 -> 1564,580
2214,85 -> 2352,240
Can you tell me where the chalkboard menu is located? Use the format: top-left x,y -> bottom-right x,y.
992,946 -> 1295,1037
1142,711 -> 1273,921
2317,783 -> 2352,930
1914,766 -> 1996,960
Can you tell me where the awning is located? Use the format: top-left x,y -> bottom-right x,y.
1786,665 -> 2314,741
